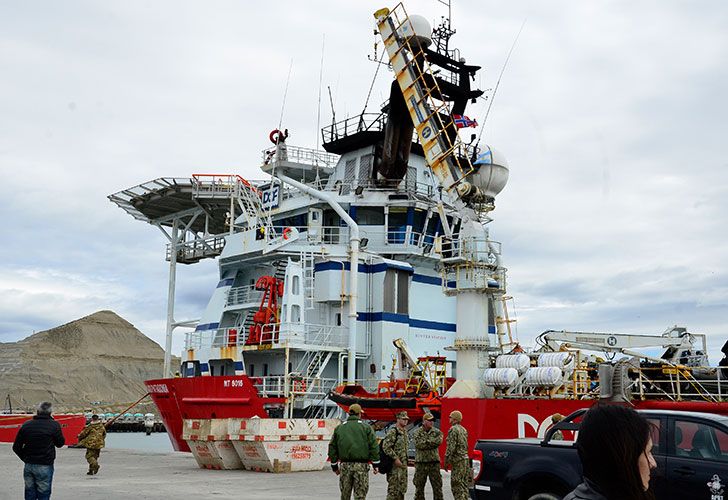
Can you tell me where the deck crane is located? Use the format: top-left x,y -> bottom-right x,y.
374,5 -> 510,397
539,326 -> 709,366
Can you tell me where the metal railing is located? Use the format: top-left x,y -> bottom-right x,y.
225,285 -> 264,307
167,235 -> 226,263
260,144 -> 339,169
185,323 -> 348,351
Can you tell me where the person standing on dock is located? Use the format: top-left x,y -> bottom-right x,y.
444,410 -> 471,500
328,404 -> 380,500
412,412 -> 443,500
382,411 -> 410,500
77,414 -> 106,475
12,401 -> 65,500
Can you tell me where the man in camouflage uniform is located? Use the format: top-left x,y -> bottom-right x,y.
444,410 -> 470,500
78,414 -> 106,475
412,412 -> 443,500
382,411 -> 410,500
328,404 -> 380,500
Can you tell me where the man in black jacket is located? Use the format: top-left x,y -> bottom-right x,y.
12,401 -> 66,500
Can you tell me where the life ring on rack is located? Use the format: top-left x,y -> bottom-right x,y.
282,227 -> 293,240
269,128 -> 288,145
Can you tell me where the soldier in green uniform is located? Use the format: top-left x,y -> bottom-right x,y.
444,410 -> 470,500
328,404 -> 380,500
412,412 -> 443,500
382,411 -> 410,500
77,414 -> 106,475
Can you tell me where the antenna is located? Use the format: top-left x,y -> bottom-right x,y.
315,34 -> 325,151
278,58 -> 294,130
327,86 -> 336,126
475,18 -> 526,148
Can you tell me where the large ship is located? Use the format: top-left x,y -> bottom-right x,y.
109,3 -> 727,453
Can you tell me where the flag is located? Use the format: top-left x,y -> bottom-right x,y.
473,148 -> 492,165
453,114 -> 478,128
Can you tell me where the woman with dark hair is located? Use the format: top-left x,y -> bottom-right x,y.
564,404 -> 657,500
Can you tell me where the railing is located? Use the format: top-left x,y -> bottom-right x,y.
260,144 -> 339,169
185,323 -> 348,351
630,365 -> 728,402
320,112 -> 483,165
438,235 -> 502,264
167,235 -> 226,263
321,113 -> 387,144
225,285 -> 263,307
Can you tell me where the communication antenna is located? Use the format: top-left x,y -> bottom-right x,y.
432,0 -> 456,57
327,86 -> 336,127
278,58 -> 294,130
475,18 -> 526,148
315,34 -> 326,151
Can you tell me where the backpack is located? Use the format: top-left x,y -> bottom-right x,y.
377,431 -> 399,474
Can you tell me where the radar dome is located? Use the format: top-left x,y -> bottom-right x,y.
400,15 -> 432,48
468,145 -> 509,198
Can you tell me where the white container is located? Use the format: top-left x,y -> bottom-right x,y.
524,367 -> 563,387
495,354 -> 530,375
483,367 -> 519,388
227,418 -> 339,473
538,352 -> 575,376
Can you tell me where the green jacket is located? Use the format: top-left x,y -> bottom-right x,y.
444,423 -> 468,465
382,426 -> 409,464
413,425 -> 443,463
78,421 -> 106,450
328,416 -> 379,464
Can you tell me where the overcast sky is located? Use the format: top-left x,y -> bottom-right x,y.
1,0 -> 726,363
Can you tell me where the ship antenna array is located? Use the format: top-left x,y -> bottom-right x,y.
431,0 -> 456,57
475,18 -> 526,148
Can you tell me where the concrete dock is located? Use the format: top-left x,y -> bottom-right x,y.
0,444 -> 457,499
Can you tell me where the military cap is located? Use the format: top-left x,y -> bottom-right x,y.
396,411 -> 410,420
349,403 -> 362,415
449,410 -> 463,422
422,413 -> 434,421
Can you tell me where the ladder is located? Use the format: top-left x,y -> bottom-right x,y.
375,4 -> 474,193
300,251 -> 316,310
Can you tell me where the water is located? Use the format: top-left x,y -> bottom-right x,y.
104,432 -> 175,453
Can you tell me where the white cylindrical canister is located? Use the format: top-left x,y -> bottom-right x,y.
524,366 -> 563,387
483,367 -> 519,388
495,354 -> 530,375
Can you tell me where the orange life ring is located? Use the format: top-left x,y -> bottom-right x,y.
282,227 -> 293,240
269,129 -> 286,144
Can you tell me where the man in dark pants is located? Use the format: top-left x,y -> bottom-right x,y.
12,401 -> 66,500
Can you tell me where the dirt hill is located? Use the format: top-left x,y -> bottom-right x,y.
0,310 -> 174,413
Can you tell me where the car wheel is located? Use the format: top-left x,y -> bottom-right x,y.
527,494 -> 561,500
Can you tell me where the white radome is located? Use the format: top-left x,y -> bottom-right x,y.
402,14 -> 432,48
468,145 -> 510,198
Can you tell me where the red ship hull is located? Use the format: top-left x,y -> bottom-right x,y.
0,414 -> 86,446
439,397 -> 728,460
145,376 -> 285,452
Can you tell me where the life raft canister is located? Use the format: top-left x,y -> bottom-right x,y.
269,128 -> 288,145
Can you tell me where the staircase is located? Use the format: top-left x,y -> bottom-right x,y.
301,251 -> 315,309
273,260 -> 288,280
375,5 -> 473,192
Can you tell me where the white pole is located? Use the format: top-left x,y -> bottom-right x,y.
163,220 -> 179,378
276,174 -> 360,385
